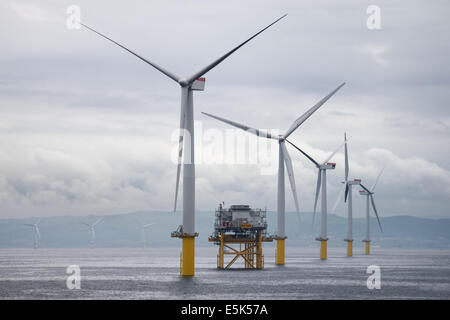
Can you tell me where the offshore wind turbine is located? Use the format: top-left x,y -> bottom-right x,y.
202,82 -> 345,264
80,15 -> 287,276
81,218 -> 104,248
331,133 -> 361,256
24,219 -> 41,249
359,168 -> 384,255
286,138 -> 347,260
137,221 -> 154,248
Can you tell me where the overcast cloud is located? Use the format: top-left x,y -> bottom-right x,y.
0,0 -> 449,219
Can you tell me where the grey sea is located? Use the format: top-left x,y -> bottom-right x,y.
0,247 -> 449,299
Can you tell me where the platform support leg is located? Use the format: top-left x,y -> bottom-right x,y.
256,233 -> 263,269
218,234 -> 224,269
365,241 -> 370,255
320,240 -> 327,260
181,237 -> 195,276
276,239 -> 285,265
347,240 -> 353,257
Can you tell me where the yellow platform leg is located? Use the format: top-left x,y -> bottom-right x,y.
347,241 -> 353,257
276,239 -> 285,265
181,237 -> 195,276
365,241 -> 370,255
218,234 -> 224,269
256,233 -> 263,269
320,240 -> 327,260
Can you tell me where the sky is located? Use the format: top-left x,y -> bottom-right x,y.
0,0 -> 449,220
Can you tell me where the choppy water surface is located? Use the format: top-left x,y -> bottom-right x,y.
0,247 -> 449,299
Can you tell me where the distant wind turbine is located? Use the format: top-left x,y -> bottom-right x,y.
81,218 -> 104,248
202,82 -> 345,265
24,219 -> 41,249
359,167 -> 384,254
286,137 -> 347,260
331,133 -> 361,256
136,220 -> 155,248
80,14 -> 287,276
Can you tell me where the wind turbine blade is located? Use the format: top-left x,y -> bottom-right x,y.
344,184 -> 349,202
80,222 -> 91,227
332,183 -> 346,213
80,23 -> 181,83
186,14 -> 287,84
23,224 -> 34,227
91,228 -> 96,239
202,112 -> 276,139
285,139 -> 319,167
173,160 -> 181,212
359,183 -> 371,193
312,170 -> 322,227
280,142 -> 300,214
371,166 -> 385,192
35,226 -> 41,239
344,132 -> 349,182
174,108 -> 186,212
92,217 -> 103,227
322,137 -> 349,165
370,194 -> 383,232
283,82 -> 346,139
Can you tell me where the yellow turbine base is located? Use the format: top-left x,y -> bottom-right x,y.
320,240 -> 327,260
347,241 -> 353,257
275,239 -> 285,265
365,241 -> 370,255
181,238 -> 195,276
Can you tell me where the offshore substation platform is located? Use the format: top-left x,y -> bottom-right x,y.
208,204 -> 274,269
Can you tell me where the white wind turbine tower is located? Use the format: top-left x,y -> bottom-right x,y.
24,219 -> 41,249
331,133 -> 361,257
202,82 -> 345,265
81,218 -> 104,249
359,167 -> 384,255
286,138 -> 347,260
137,221 -> 154,248
80,15 -> 287,276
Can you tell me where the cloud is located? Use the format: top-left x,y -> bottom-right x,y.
6,2 -> 60,23
0,0 -> 448,219
356,44 -> 389,67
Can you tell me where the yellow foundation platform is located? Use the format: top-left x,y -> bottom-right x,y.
209,233 -> 273,269
346,240 -> 353,257
171,229 -> 199,277
181,237 -> 195,276
365,241 -> 370,255
275,239 -> 285,265
320,240 -> 327,260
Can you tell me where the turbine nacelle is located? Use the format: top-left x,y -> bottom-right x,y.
359,189 -> 371,195
320,162 -> 336,170
348,179 -> 361,185
190,77 -> 206,91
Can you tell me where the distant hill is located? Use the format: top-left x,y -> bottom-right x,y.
1,211 -> 449,249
